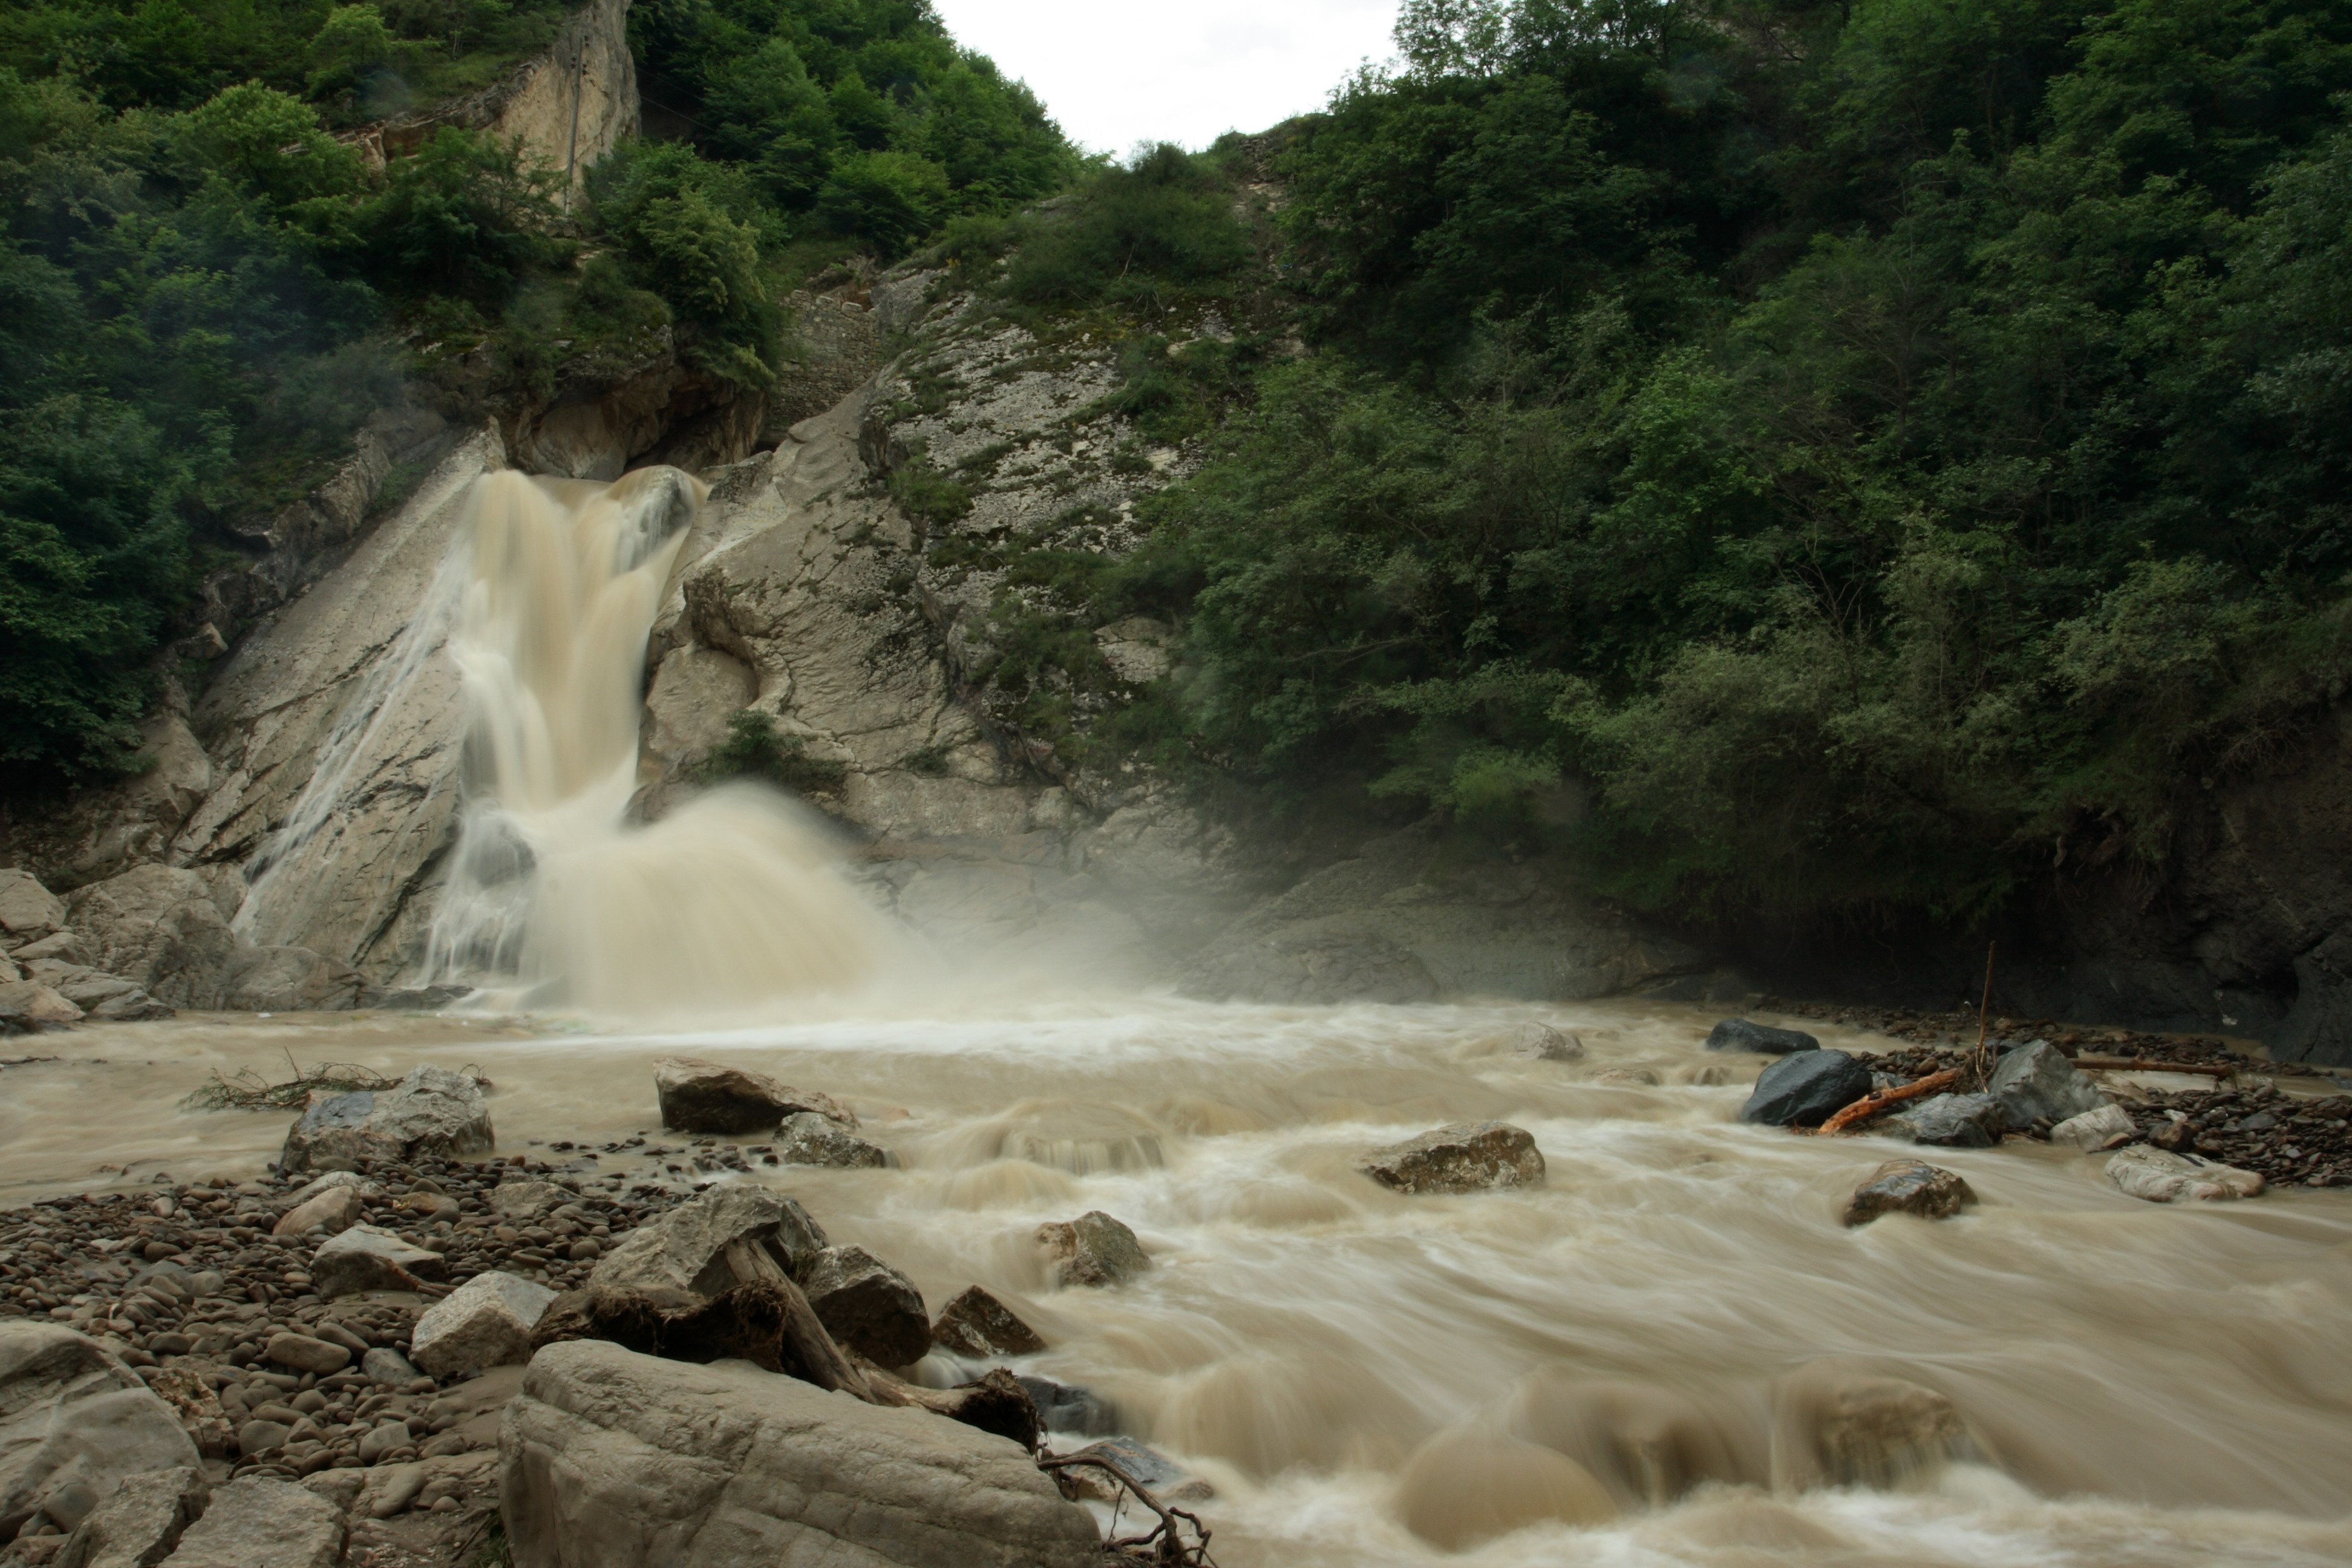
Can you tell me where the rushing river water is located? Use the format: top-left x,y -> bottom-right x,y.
5,998 -> 2350,1567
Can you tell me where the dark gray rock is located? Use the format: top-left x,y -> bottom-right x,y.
1050,1437 -> 1213,1504
1016,1377 -> 1120,1438
1738,1050 -> 1870,1128
1896,1093 -> 2008,1147
930,1286 -> 1046,1358
1842,1160 -> 1978,1226
1987,1042 -> 2106,1128
653,1057 -> 854,1135
797,1246 -> 929,1368
1707,1018 -> 1821,1054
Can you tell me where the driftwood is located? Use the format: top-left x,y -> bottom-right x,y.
857,1362 -> 1042,1449
531,1280 -> 803,1371
2073,1054 -> 2237,1079
1037,1452 -> 1217,1567
721,1237 -> 880,1402
1813,1068 -> 1962,1136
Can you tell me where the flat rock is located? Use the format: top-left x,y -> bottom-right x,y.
774,1111 -> 892,1168
270,1187 -> 362,1238
1741,1050 -> 1871,1129
0,1325 -> 201,1541
0,871 -> 65,938
51,1466 -> 206,1568
1841,1160 -> 1977,1227
279,1066 -> 494,1173
1357,1122 -> 1546,1194
586,1183 -> 827,1299
1987,1041 -> 2106,1128
2050,1103 -> 2136,1151
1036,1211 -> 1151,1287
155,1476 -> 341,1568
1705,1018 -> 1819,1055
498,1339 -> 1103,1568
410,1272 -> 558,1380
489,1181 -> 566,1221
653,1057 -> 856,1134
2105,1145 -> 2265,1203
931,1286 -> 1047,1358
1896,1091 -> 2007,1147
309,1226 -> 448,1298
798,1246 -> 928,1368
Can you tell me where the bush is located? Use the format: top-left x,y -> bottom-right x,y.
362,126 -> 566,300
817,149 -> 951,258
1003,144 -> 1248,309
699,710 -> 848,795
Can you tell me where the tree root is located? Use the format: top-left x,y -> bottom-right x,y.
1037,1452 -> 1218,1567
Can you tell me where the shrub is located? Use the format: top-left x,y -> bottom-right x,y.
699,710 -> 848,795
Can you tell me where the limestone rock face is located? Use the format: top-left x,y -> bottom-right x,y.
498,1339 -> 1102,1568
1841,1160 -> 1977,1226
50,1465 -> 206,1568
2104,1144 -> 2265,1203
0,1325 -> 202,1541
1035,1212 -> 1151,1289
279,1066 -> 495,1172
797,1246 -> 929,1369
653,1058 -> 854,1135
154,1476 -> 342,1568
586,1184 -> 827,1299
1739,1051 -> 1871,1129
411,1273 -> 558,1380
1358,1123 -> 1547,1195
216,947 -> 369,1013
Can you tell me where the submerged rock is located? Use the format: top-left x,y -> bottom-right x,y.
653,1056 -> 855,1135
1739,1051 -> 1870,1129
1050,1436 -> 1213,1504
410,1272 -> 558,1379
1508,1022 -> 1585,1062
1987,1040 -> 2106,1128
1706,1018 -> 1819,1055
1896,1093 -> 2007,1148
279,1066 -> 494,1172
931,1285 -> 1047,1358
1842,1160 -> 1977,1227
1036,1211 -> 1151,1287
2104,1145 -> 2265,1203
774,1110 -> 893,1168
1017,1376 -> 1120,1438
586,1183 -> 826,1299
1771,1361 -> 1979,1491
798,1245 -> 929,1368
1357,1122 -> 1546,1194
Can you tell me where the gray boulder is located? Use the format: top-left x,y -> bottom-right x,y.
0,982 -> 82,1028
1357,1123 -> 1546,1194
61,866 -> 238,1008
0,1325 -> 201,1541
279,1065 -> 494,1172
798,1246 -> 929,1368
1506,1022 -> 1584,1062
51,1468 -> 206,1568
498,1339 -> 1102,1568
0,871 -> 65,940
653,1057 -> 856,1135
1841,1160 -> 1977,1227
1706,1018 -> 1819,1054
154,1477 -> 341,1568
411,1273 -> 558,1380
309,1227 -> 447,1298
1987,1041 -> 2106,1128
931,1287 -> 1046,1359
361,1348 -> 422,1387
774,1111 -> 892,1168
1896,1093 -> 2008,1148
587,1184 -> 827,1299
216,947 -> 369,1013
2049,1103 -> 2136,1151
1035,1212 -> 1151,1289
1738,1051 -> 1870,1128
489,1181 -> 567,1222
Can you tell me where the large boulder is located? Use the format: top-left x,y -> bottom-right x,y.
51,1466 -> 206,1568
279,1066 -> 495,1172
1035,1213 -> 1151,1289
1357,1123 -> 1546,1194
410,1273 -> 558,1380
0,1325 -> 201,1541
0,982 -> 83,1028
653,1058 -> 855,1135
797,1247 -> 928,1369
2104,1145 -> 2265,1203
61,866 -> 238,1008
930,1287 -> 1045,1359
1737,1051 -> 1870,1128
1895,1093 -> 2007,1147
1706,1019 -> 1819,1054
152,1477 -> 341,1568
1986,1041 -> 2106,1128
774,1112 -> 892,1168
587,1184 -> 826,1299
499,1339 -> 1103,1568
0,872 -> 65,941
1841,1160 -> 1976,1227
216,947 -> 369,1013
1769,1361 -> 1979,1491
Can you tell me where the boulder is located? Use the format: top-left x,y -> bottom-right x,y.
1986,1041 -> 2106,1128
1035,1212 -> 1151,1289
1356,1122 -> 1546,1194
586,1184 -> 826,1299
2104,1145 -> 2265,1204
1016,1377 -> 1119,1438
0,983 -> 83,1028
653,1057 -> 856,1135
774,1111 -> 892,1168
361,1349 -> 422,1388
410,1273 -> 558,1380
1705,1019 -> 1819,1055
498,1339 -> 1103,1568
9,932 -> 88,966
1737,1051 -> 1871,1129
279,1066 -> 495,1172
50,1466 -> 206,1568
215,947 -> 368,1013
270,1187 -> 362,1239
61,867 -> 237,1008
0,871 -> 65,939
262,1334 -> 350,1377
930,1287 -> 1047,1359
1770,1361 -> 1979,1491
1506,1022 -> 1584,1062
2050,1103 -> 2137,1151
1049,1437 -> 1212,1504
0,1325 -> 201,1541
153,1477 -> 341,1568
1895,1093 -> 2007,1148
797,1247 -> 928,1369
309,1227 -> 447,1298
1841,1160 -> 1977,1227
76,985 -> 172,1024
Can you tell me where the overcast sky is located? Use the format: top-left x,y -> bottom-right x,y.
929,0 -> 1402,156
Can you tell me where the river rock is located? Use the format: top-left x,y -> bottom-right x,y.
309,1226 -> 447,1298
356,1422 -> 411,1465
1896,1092 -> 2008,1147
774,1111 -> 892,1168
931,1287 -> 1047,1358
279,1065 -> 495,1172
652,1057 -> 856,1134
2049,1103 -> 2137,1151
489,1181 -> 566,1221
1508,1022 -> 1584,1062
410,1272 -> 558,1380
797,1246 -> 929,1368
1049,1436 -> 1213,1504
1737,1051 -> 1870,1128
0,1325 -> 201,1542
498,1339 -> 1103,1568
1987,1040 -> 2106,1128
263,1334 -> 350,1376
234,1421 -> 289,1459
50,1466 -> 206,1568
60,866 -> 237,1007
0,871 -> 65,939
155,1477 -> 341,1568
2104,1145 -> 2266,1203
0,982 -> 83,1028
1357,1122 -> 1546,1194
1705,1018 -> 1819,1054
270,1186 -> 362,1238
1841,1160 -> 1977,1227
586,1183 -> 827,1299
1771,1361 -> 1977,1490
1036,1212 -> 1151,1288
361,1348 -> 422,1387
1016,1377 -> 1119,1438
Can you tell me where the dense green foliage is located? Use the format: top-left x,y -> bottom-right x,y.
0,0 -> 1068,789
1075,0 -> 2352,927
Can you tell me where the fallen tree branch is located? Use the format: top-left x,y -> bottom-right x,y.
1813,1068 -> 1962,1135
1036,1453 -> 1216,1567
2073,1055 -> 2237,1079
721,1237 -> 880,1403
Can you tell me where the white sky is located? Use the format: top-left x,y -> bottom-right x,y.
929,0 -> 1403,156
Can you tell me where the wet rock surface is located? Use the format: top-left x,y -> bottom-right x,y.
279,1070 -> 494,1175
1842,1161 -> 1976,1227
797,1245 -> 928,1368
930,1286 -> 1045,1359
1035,1212 -> 1151,1288
1707,1019 -> 1820,1055
1357,1123 -> 1546,1194
772,1111 -> 891,1168
1739,1051 -> 1871,1129
1896,1092 -> 2007,1148
651,1057 -> 854,1136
